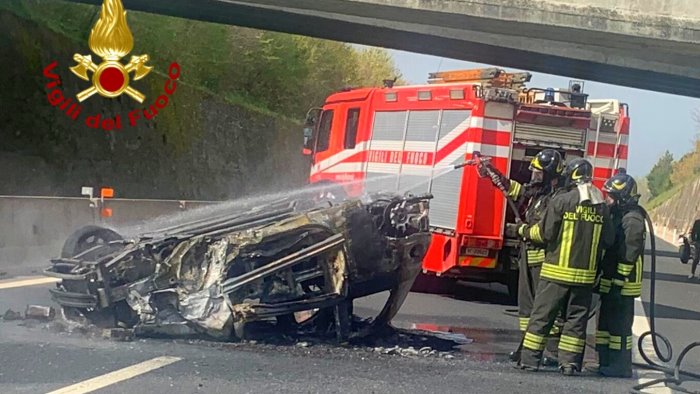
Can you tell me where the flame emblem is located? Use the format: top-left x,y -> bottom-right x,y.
70,0 -> 151,102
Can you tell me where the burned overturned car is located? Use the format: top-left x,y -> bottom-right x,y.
44,193 -> 431,341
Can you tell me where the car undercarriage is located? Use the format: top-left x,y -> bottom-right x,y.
44,192 -> 432,341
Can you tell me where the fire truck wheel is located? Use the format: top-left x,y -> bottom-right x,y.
411,273 -> 457,294
505,276 -> 519,304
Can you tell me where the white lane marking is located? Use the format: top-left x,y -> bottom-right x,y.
632,299 -> 672,393
0,276 -> 60,290
46,356 -> 182,394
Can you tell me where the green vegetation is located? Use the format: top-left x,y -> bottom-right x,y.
646,150 -> 674,198
1,0 -> 404,120
645,183 -> 684,210
644,136 -> 700,209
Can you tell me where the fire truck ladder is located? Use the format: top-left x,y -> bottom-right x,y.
428,67 -> 532,90
591,114 -> 603,177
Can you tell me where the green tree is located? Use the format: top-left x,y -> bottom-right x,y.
646,150 -> 674,197
350,47 -> 405,87
3,0 -> 405,120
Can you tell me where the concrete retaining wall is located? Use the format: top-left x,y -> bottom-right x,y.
649,177 -> 700,240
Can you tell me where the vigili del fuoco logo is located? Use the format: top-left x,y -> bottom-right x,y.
42,0 -> 181,131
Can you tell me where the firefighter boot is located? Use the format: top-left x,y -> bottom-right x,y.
508,350 -> 521,363
543,336 -> 560,367
509,337 -> 524,363
560,363 -> 579,376
600,336 -> 633,378
595,343 -> 610,373
542,354 -> 558,368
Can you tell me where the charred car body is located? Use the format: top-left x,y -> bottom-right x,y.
44,193 -> 431,340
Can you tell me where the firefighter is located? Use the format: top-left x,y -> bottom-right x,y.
482,149 -> 564,364
595,172 -> 645,378
689,218 -> 700,279
512,158 -> 615,375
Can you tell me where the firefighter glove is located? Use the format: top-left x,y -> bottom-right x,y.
483,163 -> 508,190
505,223 -> 523,238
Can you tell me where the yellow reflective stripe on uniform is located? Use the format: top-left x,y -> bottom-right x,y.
519,317 -> 529,331
617,262 -> 634,277
609,335 -> 622,350
541,263 -> 597,284
560,220 -> 574,268
621,258 -> 643,297
621,284 -> 643,297
529,225 -> 544,244
612,279 -> 626,286
523,332 -> 546,351
508,181 -> 522,199
527,249 -> 545,265
590,224 -> 602,271
637,256 -> 643,279
596,330 -> 610,345
599,278 -> 611,294
626,337 -> 633,350
559,335 -> 585,354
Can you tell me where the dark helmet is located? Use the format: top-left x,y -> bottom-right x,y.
529,149 -> 563,185
530,149 -> 564,175
603,173 -> 639,205
562,158 -> 593,187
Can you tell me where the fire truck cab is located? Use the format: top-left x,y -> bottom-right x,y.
302,68 -> 630,297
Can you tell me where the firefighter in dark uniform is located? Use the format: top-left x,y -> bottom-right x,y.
483,149 -> 564,364
595,172 -> 645,377
690,218 -> 700,279
512,158 -> 615,375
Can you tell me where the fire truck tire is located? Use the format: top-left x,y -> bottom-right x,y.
505,276 -> 519,304
411,273 -> 457,294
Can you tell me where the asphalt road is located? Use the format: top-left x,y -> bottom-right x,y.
0,237 -> 698,394
639,238 -> 700,374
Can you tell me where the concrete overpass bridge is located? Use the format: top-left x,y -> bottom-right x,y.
68,0 -> 700,97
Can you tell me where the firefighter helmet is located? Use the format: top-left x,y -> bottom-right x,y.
530,149 -> 564,175
603,173 -> 639,205
562,158 -> 593,187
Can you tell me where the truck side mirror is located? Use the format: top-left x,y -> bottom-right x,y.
302,107 -> 321,158
302,126 -> 313,155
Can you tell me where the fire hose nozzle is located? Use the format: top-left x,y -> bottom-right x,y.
454,152 -> 492,170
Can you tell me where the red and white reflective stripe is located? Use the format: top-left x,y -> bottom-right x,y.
466,142 -> 510,158
585,125 -> 629,178
586,130 -> 629,145
324,162 -> 365,174
436,117 -> 472,150
310,141 -> 370,175
589,156 -> 628,169
470,117 -> 515,133
311,116 -> 513,176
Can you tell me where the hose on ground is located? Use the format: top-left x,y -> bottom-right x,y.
631,207 -> 700,394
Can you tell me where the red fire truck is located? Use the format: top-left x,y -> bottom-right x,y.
302,68 -> 630,297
